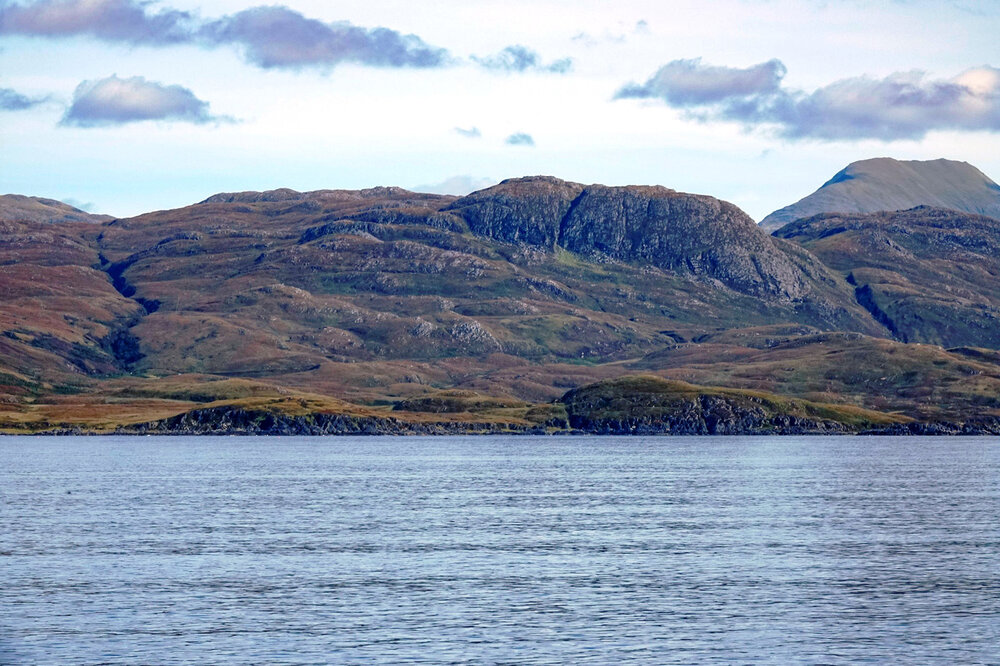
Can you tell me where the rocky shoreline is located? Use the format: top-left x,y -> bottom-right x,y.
22,404 -> 1000,436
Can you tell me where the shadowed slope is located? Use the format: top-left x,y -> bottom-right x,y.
774,206 -> 1000,348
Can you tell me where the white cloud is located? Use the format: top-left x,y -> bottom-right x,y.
62,74 -> 224,126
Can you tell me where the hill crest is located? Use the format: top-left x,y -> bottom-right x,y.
760,157 -> 1000,231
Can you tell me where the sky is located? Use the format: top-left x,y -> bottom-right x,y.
1,0 -> 999,221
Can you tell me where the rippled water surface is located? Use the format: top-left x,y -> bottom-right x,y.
2,435 -> 998,664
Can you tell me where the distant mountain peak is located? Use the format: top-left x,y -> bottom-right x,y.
760,157 -> 1000,231
198,186 -> 435,206
0,194 -> 111,224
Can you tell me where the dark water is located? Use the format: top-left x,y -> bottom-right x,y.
1,436 -> 998,665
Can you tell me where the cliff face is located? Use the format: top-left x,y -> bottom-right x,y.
559,375 -> 900,435
122,406 -> 533,436
559,184 -> 812,299
445,176 -> 583,249
448,177 -> 846,300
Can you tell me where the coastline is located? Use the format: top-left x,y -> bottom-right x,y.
16,411 -> 1000,437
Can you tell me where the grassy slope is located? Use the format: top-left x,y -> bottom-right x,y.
775,207 -> 1000,348
3,190 -> 999,432
630,332 -> 1000,420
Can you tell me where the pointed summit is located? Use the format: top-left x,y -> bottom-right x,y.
760,158 -> 1000,231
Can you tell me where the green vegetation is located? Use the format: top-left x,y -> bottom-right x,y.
2,181 -> 999,434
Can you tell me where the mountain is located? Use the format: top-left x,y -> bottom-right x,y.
773,206 -> 1000,349
84,177 -> 876,381
0,194 -> 111,225
759,158 -> 1000,231
2,177 -> 1000,434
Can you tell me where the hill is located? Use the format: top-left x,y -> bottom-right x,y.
759,158 -> 1000,231
0,194 -> 111,225
2,177 -> 999,434
774,207 -> 1000,349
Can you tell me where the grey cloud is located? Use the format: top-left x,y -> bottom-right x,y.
473,45 -> 572,74
0,0 -> 193,44
616,59 -> 1000,141
199,5 -> 448,69
2,1 -> 572,76
505,132 -> 535,146
61,75 -> 223,127
0,1 -> 450,70
757,69 -> 1000,140
454,126 -> 481,138
615,57 -> 786,105
0,86 -> 45,110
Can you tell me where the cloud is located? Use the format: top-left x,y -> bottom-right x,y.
61,75 -> 223,127
62,196 -> 97,211
473,45 -> 572,74
505,132 -> 534,146
0,1 -> 450,70
200,6 -> 449,70
413,175 -> 497,196
2,2 -> 571,76
454,126 -> 481,138
760,67 -> 1000,140
572,19 -> 649,47
615,57 -> 786,105
0,0 -> 193,44
616,59 -> 1000,141
0,86 -> 45,110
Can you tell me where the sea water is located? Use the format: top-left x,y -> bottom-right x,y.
1,435 -> 997,664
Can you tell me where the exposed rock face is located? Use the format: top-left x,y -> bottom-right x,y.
565,394 -> 850,435
448,177 -> 830,300
560,376 -> 861,435
861,420 -> 1000,436
445,176 -> 584,249
559,185 -> 812,298
121,406 -> 536,435
760,158 -> 1000,231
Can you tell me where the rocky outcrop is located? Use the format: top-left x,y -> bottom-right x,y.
445,176 -> 584,249
563,391 -> 851,435
448,177 -> 832,300
117,406 -> 539,436
860,419 -> 1000,436
560,375 -> 894,435
559,185 -> 813,299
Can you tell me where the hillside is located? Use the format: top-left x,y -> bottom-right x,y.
84,178 -> 880,382
774,207 -> 1000,349
760,158 -> 1000,231
2,177 -> 1000,434
0,194 -> 111,225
